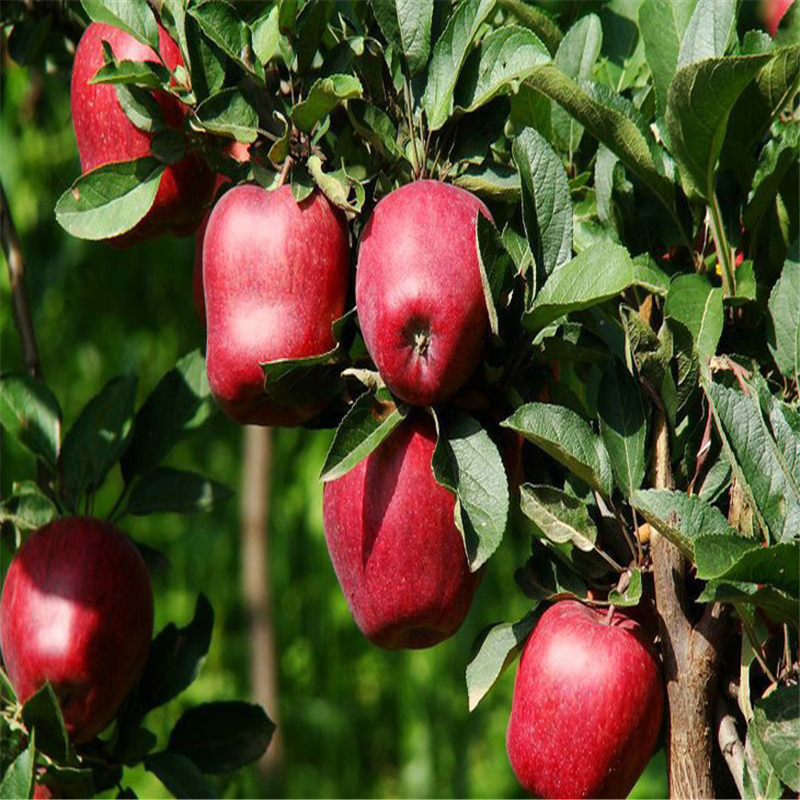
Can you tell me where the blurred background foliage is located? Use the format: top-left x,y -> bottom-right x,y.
0,39 -> 667,800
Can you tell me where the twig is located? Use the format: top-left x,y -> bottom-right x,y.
715,698 -> 747,800
1,181 -> 42,379
277,156 -> 294,188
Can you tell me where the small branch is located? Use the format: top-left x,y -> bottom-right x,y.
277,156 -> 293,188
1,181 -> 42,379
716,698 -> 747,800
708,193 -> 736,297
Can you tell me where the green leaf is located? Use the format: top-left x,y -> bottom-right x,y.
597,360 -> 646,497
551,14 -> 602,154
496,0 -> 561,55
0,484 -> 58,531
113,83 -> 165,133
126,468 -> 232,516
608,568 -> 642,607
631,488 -> 737,559
139,594 -> 214,714
503,403 -> 614,496
512,127 -> 572,287
61,374 -> 138,502
767,248 -> 800,384
706,380 -> 800,542
55,158 -> 165,240
664,274 -> 724,369
370,0 -> 433,76
454,25 -> 550,114
261,345 -> 343,408
475,214 -> 514,337
0,742 -> 33,800
306,156 -> 363,214
187,0 -> 260,79
525,240 -> 667,331
167,701 -> 275,774
251,5 -> 280,65
666,54 -> 771,200
520,65 -> 675,211
21,683 -> 68,762
676,0 -> 736,68
185,11 -> 227,101
292,0 -> 332,74
81,0 -> 159,50
122,350 -> 213,480
194,88 -> 260,143
465,607 -> 539,712
0,374 -> 61,468
750,687 -> 800,792
347,101 -> 401,159
292,74 -> 362,133
90,59 -> 171,89
422,0 -> 496,131
698,581 -> 798,628
520,484 -> 597,551
320,392 -> 408,482
454,162 -> 520,201
432,411 -> 509,571
144,752 -> 215,799
638,0 -> 697,118
695,540 -> 799,596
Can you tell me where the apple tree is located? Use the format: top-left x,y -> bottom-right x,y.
1,0 -> 798,798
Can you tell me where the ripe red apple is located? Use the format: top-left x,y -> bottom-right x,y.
764,0 -> 794,34
71,22 -> 215,242
323,414 -> 482,649
355,180 -> 491,406
204,184 -> 349,426
193,141 -> 252,328
506,601 -> 663,799
0,518 -> 154,744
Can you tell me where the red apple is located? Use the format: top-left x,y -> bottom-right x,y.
204,184 -> 350,426
506,600 -> 663,799
71,22 -> 215,242
764,0 -> 794,34
0,518 -> 153,744
355,180 -> 491,406
323,414 -> 482,649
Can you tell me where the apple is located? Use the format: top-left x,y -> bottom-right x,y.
193,141 -> 252,327
0,517 -> 154,744
506,600 -> 664,799
355,180 -> 491,406
204,184 -> 350,426
764,0 -> 794,34
71,22 -> 215,242
323,414 -> 482,649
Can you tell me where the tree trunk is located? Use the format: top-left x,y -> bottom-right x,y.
240,425 -> 283,777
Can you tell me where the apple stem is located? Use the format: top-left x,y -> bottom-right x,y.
605,605 -> 616,625
277,156 -> 294,189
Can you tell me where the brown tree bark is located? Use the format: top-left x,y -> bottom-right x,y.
650,410 -> 727,799
240,425 -> 283,777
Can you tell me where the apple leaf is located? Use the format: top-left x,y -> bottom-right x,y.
320,391 -> 408,482
597,360 -> 646,498
750,687 -> 800,792
81,0 -> 159,50
347,101 -> 402,159
694,540 -> 799,596
512,126 -> 572,289
261,347 -> 344,408
90,58 -> 172,90
125,468 -> 233,517
292,74 -> 363,133
698,581 -> 798,628
524,240 -> 667,332
0,741 -> 34,800
666,53 -> 771,200
475,214 -> 514,338
465,606 -> 540,712
145,751 -> 215,799
767,246 -> 800,385
631,488 -> 737,559
664,274 -> 724,371
0,374 -> 61,469
705,379 -> 800,542
676,0 -> 736,69
60,374 -> 138,505
432,410 -> 509,572
519,484 -> 597,552
167,701 -> 275,774
138,594 -> 214,715
454,162 -> 520,202
122,350 -> 214,482
250,5 -> 280,66
55,158 -> 166,240
503,403 -> 614,496
422,0 -> 496,131
291,0 -> 333,74
454,25 -> 550,114
194,88 -> 260,143
608,569 -> 642,607
638,0 -> 697,118
21,683 -> 69,763
0,483 -> 58,532
187,0 -> 262,80
370,0 -> 433,76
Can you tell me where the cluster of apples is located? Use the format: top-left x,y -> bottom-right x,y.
0,18 -> 666,798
